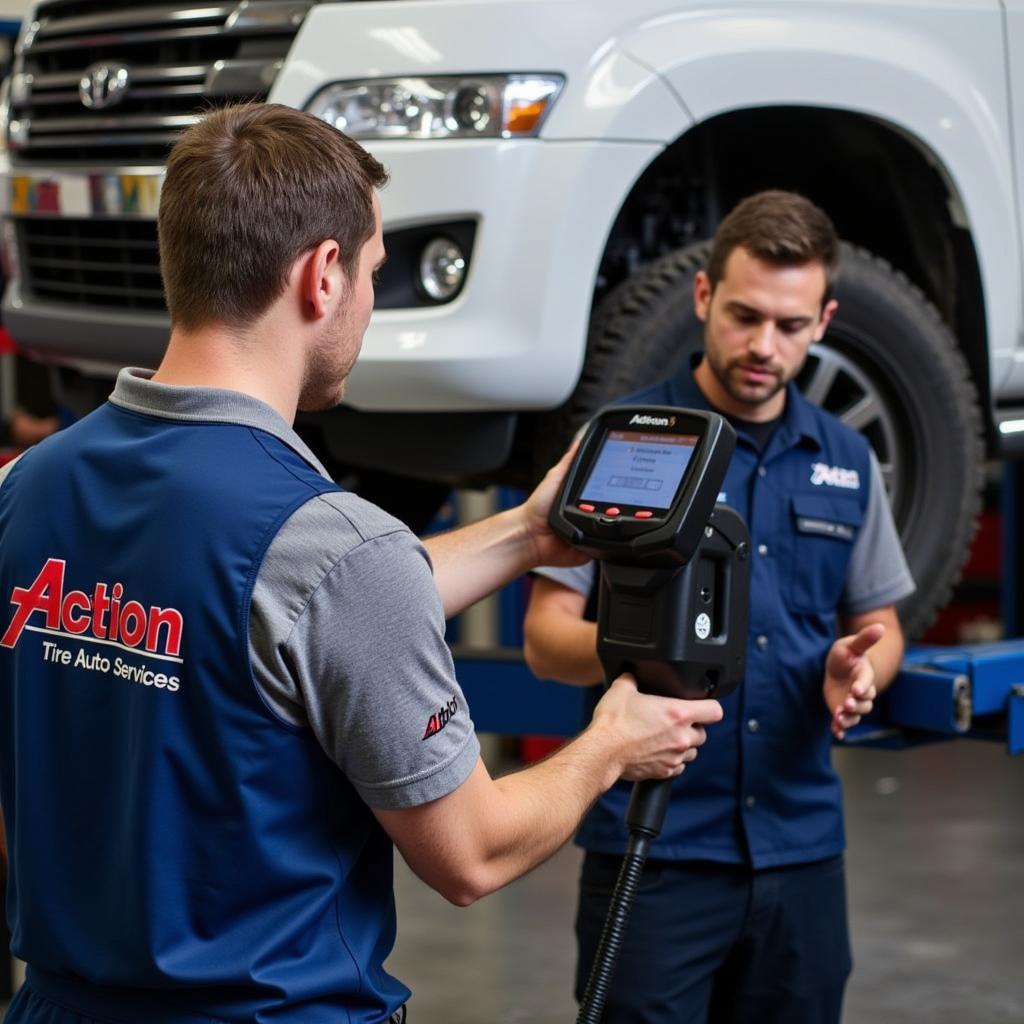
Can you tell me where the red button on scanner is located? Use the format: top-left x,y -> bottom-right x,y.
578,503 -> 596,512
604,507 -> 621,517
634,510 -> 654,519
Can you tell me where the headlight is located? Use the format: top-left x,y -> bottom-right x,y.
306,74 -> 563,140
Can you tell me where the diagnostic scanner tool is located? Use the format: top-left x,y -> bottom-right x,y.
550,405 -> 750,701
552,406 -> 753,1024
552,405 -> 733,565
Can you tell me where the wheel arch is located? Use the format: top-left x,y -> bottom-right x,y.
594,105 -> 994,444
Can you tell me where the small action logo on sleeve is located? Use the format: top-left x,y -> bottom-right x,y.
422,697 -> 459,740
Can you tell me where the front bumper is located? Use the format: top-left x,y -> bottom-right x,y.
3,137 -> 659,412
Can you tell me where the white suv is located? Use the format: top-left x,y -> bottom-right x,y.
3,0 -> 1021,634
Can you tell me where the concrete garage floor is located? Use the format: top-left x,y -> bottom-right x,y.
388,738 -> 1024,1024
0,738 -> 1020,1022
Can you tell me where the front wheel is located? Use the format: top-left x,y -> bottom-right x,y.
536,241 -> 984,638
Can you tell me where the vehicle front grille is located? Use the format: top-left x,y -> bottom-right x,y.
8,0 -> 313,162
20,217 -> 165,310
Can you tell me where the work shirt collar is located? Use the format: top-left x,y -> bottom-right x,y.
660,356 -> 825,456
108,367 -> 333,481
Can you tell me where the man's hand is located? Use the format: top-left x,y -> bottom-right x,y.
422,439 -> 586,618
590,674 -> 724,784
518,441 -> 588,569
823,623 -> 885,739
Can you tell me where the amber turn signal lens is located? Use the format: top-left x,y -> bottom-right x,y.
504,99 -> 549,135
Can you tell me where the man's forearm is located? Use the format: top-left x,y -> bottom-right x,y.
470,722 -> 629,896
379,717 -> 629,906
424,508 -> 536,619
464,683 -> 719,899
524,614 -> 603,686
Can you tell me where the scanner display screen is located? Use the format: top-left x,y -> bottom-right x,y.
579,430 -> 698,510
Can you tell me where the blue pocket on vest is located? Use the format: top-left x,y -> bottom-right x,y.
786,493 -> 864,613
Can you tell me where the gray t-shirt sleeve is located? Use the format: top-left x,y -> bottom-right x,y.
250,491 -> 480,810
532,561 -> 596,598
841,451 -> 916,614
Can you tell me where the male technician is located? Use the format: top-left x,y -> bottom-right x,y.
524,191 -> 914,1023
0,105 -> 724,1023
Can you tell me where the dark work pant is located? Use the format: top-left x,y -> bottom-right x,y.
575,853 -> 852,1024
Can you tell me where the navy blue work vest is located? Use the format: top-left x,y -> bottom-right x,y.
577,371 -> 872,869
0,402 -> 408,1022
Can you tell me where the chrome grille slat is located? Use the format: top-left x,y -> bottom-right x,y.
17,84 -> 208,106
14,130 -> 192,148
206,58 -> 284,95
18,71 -> 82,89
13,89 -> 79,106
26,24 -> 231,57
34,5 -> 232,41
122,84 -> 209,100
27,64 -> 211,89
223,1 -> 313,33
31,113 -> 202,132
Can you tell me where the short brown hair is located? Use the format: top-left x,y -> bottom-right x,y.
706,190 -> 839,305
158,103 -> 388,331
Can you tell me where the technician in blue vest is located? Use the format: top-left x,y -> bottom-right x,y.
524,191 -> 914,1024
0,105 -> 725,1024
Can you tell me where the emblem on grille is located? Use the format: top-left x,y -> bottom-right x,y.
79,63 -> 130,110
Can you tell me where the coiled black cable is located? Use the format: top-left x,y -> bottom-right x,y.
575,830 -> 653,1024
575,777 -> 673,1023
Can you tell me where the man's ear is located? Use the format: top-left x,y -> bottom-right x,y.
814,298 -> 839,341
693,270 -> 713,323
301,239 -> 342,320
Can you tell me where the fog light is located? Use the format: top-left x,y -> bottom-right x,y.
419,237 -> 466,301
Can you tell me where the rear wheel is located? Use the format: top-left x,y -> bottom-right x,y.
536,241 -> 984,638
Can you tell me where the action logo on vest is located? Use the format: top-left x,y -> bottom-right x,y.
1,557 -> 184,692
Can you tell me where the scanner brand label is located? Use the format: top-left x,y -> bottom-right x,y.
628,414 -> 677,428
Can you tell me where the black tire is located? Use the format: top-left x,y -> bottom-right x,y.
536,241 -> 984,639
